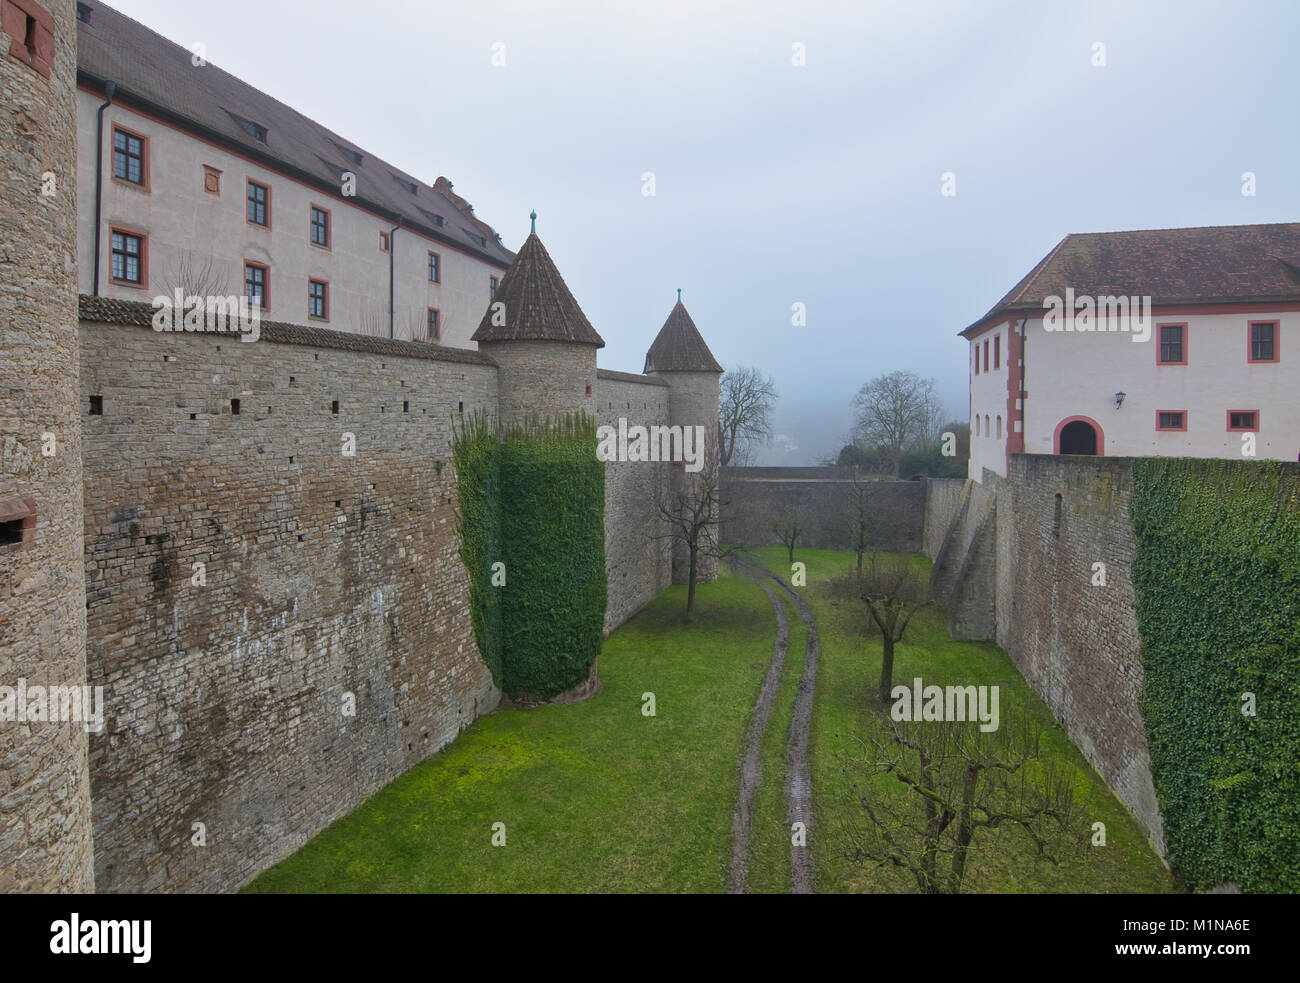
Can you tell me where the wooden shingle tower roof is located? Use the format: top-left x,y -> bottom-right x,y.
471,214 -> 604,347
644,291 -> 723,373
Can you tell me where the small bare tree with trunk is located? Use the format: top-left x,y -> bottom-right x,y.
831,555 -> 931,704
719,366 -> 777,467
650,427 -> 734,621
839,710 -> 1091,894
770,501 -> 805,564
844,470 -> 879,572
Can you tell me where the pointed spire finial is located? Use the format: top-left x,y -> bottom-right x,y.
530,210 -> 537,234
677,287 -> 682,303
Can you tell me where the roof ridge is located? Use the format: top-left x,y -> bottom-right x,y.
1065,221 -> 1300,237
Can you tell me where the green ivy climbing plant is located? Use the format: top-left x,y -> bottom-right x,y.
1130,458 -> 1300,892
452,410 -> 606,701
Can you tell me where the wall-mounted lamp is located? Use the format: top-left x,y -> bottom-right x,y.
1114,391 -> 1127,409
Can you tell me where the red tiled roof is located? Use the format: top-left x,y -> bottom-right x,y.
79,295 -> 499,365
964,222 -> 1300,335
644,300 -> 723,373
470,233 -> 604,346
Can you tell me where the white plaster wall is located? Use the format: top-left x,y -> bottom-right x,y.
1021,310 -> 1300,460
969,321 -> 1011,480
76,91 -> 506,347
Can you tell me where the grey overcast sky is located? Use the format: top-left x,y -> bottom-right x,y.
105,0 -> 1300,464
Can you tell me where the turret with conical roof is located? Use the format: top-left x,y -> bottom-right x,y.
473,214 -> 602,423
644,291 -> 723,584
644,292 -> 723,374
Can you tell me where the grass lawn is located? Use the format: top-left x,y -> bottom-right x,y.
749,546 -> 1174,894
247,546 -> 1173,893
245,564 -> 774,893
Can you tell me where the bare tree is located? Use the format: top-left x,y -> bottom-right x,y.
770,501 -> 805,564
844,472 -> 878,572
650,427 -> 735,621
852,371 -> 943,476
162,250 -> 230,299
831,555 -> 931,704
840,710 -> 1091,894
719,366 -> 777,467
358,310 -> 389,338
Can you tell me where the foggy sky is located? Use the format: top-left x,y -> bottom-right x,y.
106,0 -> 1300,463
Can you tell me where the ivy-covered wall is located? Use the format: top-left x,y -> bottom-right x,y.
453,413 -> 607,701
1130,458 -> 1300,892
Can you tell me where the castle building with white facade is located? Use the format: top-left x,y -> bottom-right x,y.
964,223 -> 1300,481
73,1 -> 513,347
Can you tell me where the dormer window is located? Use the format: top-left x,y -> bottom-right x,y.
227,111 -> 268,144
77,2 -> 91,22
331,142 -> 363,166
418,208 -> 444,228
392,174 -> 418,195
319,157 -> 346,181
465,230 -> 486,248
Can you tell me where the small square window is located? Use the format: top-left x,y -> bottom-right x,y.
1156,411 -> 1185,431
1227,410 -> 1258,432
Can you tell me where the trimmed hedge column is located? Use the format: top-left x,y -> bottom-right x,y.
453,412 -> 607,701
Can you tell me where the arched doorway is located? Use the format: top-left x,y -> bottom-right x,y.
1054,416 -> 1103,455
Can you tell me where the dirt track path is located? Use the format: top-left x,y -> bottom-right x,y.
727,558 -> 821,894
773,571 -> 820,895
728,575 -> 788,894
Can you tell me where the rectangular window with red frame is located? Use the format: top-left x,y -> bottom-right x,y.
244,261 -> 268,309
1156,410 -> 1187,432
993,334 -> 1001,369
1248,321 -> 1278,363
1158,323 -> 1186,365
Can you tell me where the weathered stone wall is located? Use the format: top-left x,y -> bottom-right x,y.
78,313 -> 502,892
480,339 -> 597,425
921,478 -> 965,560
928,478 -> 995,613
595,370 -> 672,632
925,460 -> 1165,857
992,455 -> 1164,856
0,0 -> 96,893
720,470 -> 926,553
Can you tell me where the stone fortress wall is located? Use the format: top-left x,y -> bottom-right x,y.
0,0 -> 96,894
66,302 -> 700,891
